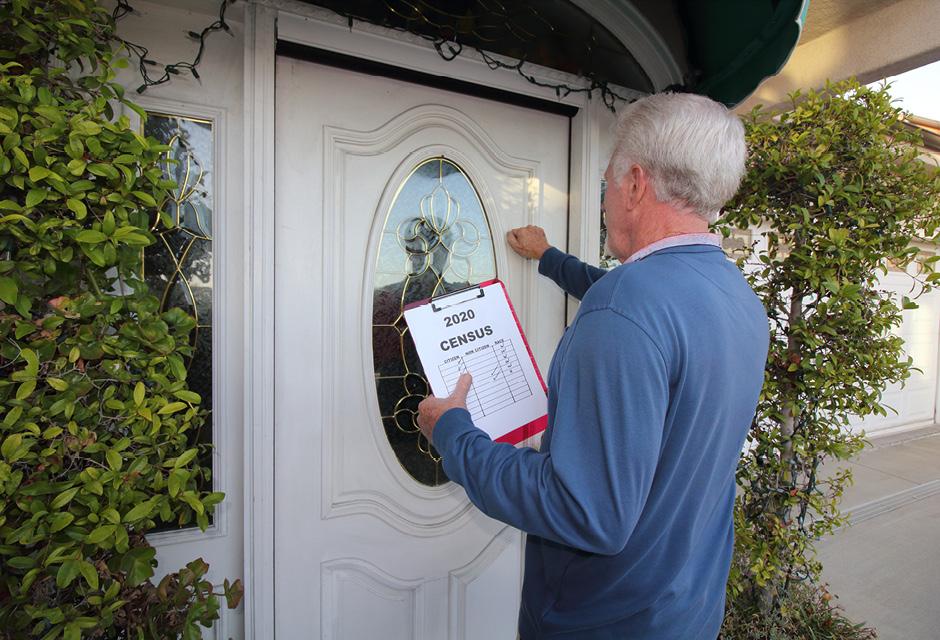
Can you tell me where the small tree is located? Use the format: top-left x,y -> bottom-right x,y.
717,79 -> 940,629
0,2 -> 240,637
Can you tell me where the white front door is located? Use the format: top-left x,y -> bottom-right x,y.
273,55 -> 569,638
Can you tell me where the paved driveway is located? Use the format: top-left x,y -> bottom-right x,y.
816,430 -> 940,640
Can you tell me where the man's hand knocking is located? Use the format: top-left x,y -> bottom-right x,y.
507,225 -> 551,260
417,373 -> 473,444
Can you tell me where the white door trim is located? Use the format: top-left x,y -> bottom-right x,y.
243,2 -> 640,633
243,4 -> 277,638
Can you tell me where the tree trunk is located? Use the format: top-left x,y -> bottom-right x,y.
759,288 -> 803,613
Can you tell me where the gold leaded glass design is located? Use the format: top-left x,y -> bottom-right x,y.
373,157 -> 496,486
142,113 -> 213,476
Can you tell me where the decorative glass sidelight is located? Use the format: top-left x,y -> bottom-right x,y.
142,112 -> 214,497
372,157 -> 496,486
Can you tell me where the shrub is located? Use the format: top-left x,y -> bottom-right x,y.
717,78 -> 940,629
0,1 -> 240,637
721,582 -> 877,640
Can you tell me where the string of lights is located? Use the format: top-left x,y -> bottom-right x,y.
110,0 -> 648,110
112,0 -> 235,94
333,10 -> 636,112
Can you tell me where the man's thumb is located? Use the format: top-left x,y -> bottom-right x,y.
454,373 -> 473,402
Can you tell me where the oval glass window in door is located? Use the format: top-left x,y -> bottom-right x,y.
372,157 -> 497,486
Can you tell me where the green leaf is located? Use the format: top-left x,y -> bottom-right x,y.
123,499 -> 155,523
50,487 -> 80,509
66,198 -> 87,219
103,209 -> 115,235
2,406 -> 23,428
79,560 -> 99,590
20,567 -> 41,593
203,491 -> 225,508
66,159 -> 87,175
15,322 -> 36,339
73,120 -> 102,136
15,379 -> 36,400
28,166 -> 51,182
116,232 -> 151,246
42,426 -> 63,439
105,449 -> 122,472
22,348 -> 39,377
11,146 -> 28,169
25,188 -> 47,208
49,512 -> 75,533
172,448 -> 198,469
7,555 -> 36,570
132,190 -> 157,207
168,355 -> 187,381
1,434 -> 23,460
86,524 -> 115,545
173,389 -> 201,404
75,229 -> 107,243
134,382 -> 145,406
0,276 -> 17,304
101,508 -> 121,525
47,378 -> 69,391
158,402 -> 187,415
180,492 -> 204,515
168,468 -> 188,497
87,163 -> 117,179
57,558 -> 81,588
119,547 -> 156,587
14,294 -> 30,318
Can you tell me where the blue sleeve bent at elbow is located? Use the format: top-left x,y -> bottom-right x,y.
432,310 -> 669,555
538,247 -> 609,300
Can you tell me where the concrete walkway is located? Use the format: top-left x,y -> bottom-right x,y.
816,426 -> 940,640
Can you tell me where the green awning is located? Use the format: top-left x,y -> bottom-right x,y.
679,0 -> 810,106
302,0 -> 810,108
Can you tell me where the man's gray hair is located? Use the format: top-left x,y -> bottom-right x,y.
611,92 -> 746,222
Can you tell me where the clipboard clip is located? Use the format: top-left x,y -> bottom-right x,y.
431,285 -> 486,312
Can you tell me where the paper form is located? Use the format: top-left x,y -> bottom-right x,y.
404,280 -> 547,444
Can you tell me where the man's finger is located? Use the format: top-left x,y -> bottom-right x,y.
507,230 -> 520,250
453,373 -> 473,402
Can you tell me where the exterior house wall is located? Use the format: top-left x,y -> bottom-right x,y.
112,1 -> 625,635
107,1 -> 939,636
112,1 -> 247,637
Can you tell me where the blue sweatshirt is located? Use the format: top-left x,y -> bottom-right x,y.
433,244 -> 769,639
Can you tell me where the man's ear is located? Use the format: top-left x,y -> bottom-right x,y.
624,164 -> 649,210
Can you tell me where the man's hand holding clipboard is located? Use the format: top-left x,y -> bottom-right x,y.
416,372 -> 473,443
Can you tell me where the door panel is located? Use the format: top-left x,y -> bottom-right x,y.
274,55 -> 568,638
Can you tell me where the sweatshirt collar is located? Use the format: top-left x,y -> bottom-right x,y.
623,233 -> 723,264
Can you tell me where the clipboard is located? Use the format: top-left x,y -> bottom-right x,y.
404,279 -> 547,445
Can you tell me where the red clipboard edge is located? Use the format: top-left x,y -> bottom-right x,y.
495,414 -> 548,445
489,278 -> 548,444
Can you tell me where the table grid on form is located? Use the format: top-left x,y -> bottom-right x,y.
439,340 -> 533,422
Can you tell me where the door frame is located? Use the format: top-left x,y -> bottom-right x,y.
242,3 -> 640,635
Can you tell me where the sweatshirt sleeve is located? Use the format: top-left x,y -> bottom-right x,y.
538,247 -> 610,300
432,309 -> 669,555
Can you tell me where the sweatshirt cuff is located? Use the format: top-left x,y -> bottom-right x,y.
538,246 -> 567,277
432,407 -> 487,457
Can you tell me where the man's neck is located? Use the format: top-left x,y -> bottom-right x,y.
619,206 -> 710,261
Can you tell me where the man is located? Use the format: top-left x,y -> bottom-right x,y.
417,92 -> 769,639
